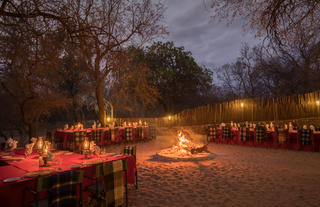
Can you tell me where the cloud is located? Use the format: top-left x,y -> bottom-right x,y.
163,0 -> 260,67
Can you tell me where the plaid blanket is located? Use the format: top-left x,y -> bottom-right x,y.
299,129 -> 312,146
255,125 -> 266,143
48,170 -> 83,207
122,145 -> 136,159
278,129 -> 288,144
103,160 -> 125,207
73,131 -> 86,152
125,127 -> 133,141
91,129 -> 103,145
222,126 -> 231,139
240,127 -> 249,141
207,126 -> 216,141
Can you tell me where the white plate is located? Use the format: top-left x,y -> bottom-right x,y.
112,154 -> 123,157
3,177 -> 20,183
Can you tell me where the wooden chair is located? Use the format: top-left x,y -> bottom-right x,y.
122,145 -> 138,189
85,159 -> 128,207
26,170 -> 84,207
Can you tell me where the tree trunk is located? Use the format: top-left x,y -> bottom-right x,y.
95,82 -> 106,127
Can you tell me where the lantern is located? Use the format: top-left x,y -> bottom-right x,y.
37,137 -> 44,154
83,137 -> 90,159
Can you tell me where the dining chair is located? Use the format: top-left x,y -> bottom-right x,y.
122,145 -> 138,189
255,125 -> 266,147
26,170 -> 84,207
207,126 -> 217,143
239,127 -> 249,145
298,129 -> 313,151
221,126 -> 231,144
85,159 -> 128,207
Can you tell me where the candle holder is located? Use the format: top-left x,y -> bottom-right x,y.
37,137 -> 44,155
82,137 -> 90,159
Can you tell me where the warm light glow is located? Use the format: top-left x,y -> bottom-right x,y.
240,103 -> 244,108
316,100 -> 320,105
37,138 -> 43,150
168,115 -> 172,120
107,117 -> 111,122
83,138 -> 89,150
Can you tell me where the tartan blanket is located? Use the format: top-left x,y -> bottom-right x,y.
91,129 -> 103,145
255,125 -> 266,143
123,145 -> 136,158
240,127 -> 249,141
299,129 -> 312,146
222,126 -> 231,139
125,127 -> 133,141
73,131 -> 86,152
207,126 -> 217,141
48,170 -> 83,207
103,160 -> 125,207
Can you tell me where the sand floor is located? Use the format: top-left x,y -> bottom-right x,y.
106,127 -> 320,207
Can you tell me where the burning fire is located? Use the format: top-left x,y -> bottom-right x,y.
170,130 -> 201,156
157,130 -> 210,159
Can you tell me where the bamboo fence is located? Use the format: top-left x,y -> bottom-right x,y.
116,90 -> 320,127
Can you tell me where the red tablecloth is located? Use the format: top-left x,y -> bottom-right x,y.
0,150 -> 136,207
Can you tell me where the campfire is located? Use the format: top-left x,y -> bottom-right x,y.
157,130 -> 211,159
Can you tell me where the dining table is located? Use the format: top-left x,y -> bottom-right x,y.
54,126 -> 150,150
0,148 -> 136,207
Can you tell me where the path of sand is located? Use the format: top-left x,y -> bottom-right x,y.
106,127 -> 320,207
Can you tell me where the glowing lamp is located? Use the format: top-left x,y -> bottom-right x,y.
107,117 -> 111,122
240,103 -> 244,108
316,100 -> 320,105
168,115 -> 172,120
37,137 -> 44,154
83,138 -> 90,159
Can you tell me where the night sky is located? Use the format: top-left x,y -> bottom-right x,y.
163,0 -> 260,67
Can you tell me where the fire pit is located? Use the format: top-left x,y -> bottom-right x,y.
156,130 -> 215,161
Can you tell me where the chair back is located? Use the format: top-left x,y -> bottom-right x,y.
299,129 -> 312,146
207,126 -> 217,141
122,145 -> 136,159
91,129 -> 104,146
47,170 -> 83,207
255,125 -> 266,143
240,127 -> 249,141
222,126 -> 231,139
124,127 -> 133,141
102,160 -> 126,207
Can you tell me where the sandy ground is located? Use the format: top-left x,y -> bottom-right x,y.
106,127 -> 320,207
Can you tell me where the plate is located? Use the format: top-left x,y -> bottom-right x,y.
3,177 -> 20,183
81,160 -> 104,166
1,156 -> 24,161
112,154 -> 123,157
24,169 -> 55,178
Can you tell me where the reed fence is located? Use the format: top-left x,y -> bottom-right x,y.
116,90 -> 320,127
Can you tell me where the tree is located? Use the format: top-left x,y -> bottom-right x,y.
60,0 -> 166,126
145,41 -> 214,113
217,44 -> 266,99
108,47 -> 160,117
0,14 -> 70,139
208,0 -> 320,46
